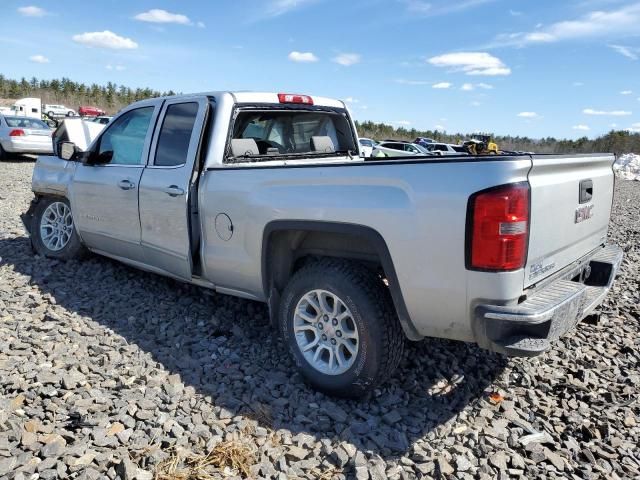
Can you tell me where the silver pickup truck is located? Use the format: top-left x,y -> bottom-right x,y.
23,91 -> 623,397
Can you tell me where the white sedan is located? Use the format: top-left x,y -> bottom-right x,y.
371,141 -> 433,158
424,143 -> 468,156
44,104 -> 77,118
0,115 -> 53,159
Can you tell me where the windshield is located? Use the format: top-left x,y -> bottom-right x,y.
231,109 -> 356,159
4,116 -> 50,129
414,144 -> 431,154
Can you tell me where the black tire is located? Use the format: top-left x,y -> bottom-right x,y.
47,111 -> 55,118
279,258 -> 404,398
0,143 -> 6,161
31,197 -> 86,260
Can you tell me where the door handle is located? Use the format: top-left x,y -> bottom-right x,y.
118,179 -> 136,190
164,185 -> 185,197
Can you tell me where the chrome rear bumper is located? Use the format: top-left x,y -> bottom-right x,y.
475,244 -> 623,356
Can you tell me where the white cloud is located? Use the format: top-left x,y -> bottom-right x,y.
343,97 -> 358,103
626,122 -> 640,132
573,81 -> 584,87
432,82 -> 452,89
266,0 -> 317,18
73,31 -> 138,50
395,79 -> 431,85
517,112 -> 540,118
196,21 -> 206,28
509,9 -> 522,16
392,120 -> 412,126
106,64 -> 126,71
428,52 -> 511,76
29,54 -> 49,64
583,108 -> 632,116
434,124 -> 446,130
609,45 -> 638,61
611,123 -> 618,128
461,82 -> 493,91
18,5 -> 46,17
135,9 -> 191,24
572,124 -> 590,131
470,101 -> 482,107
401,0 -> 496,16
288,51 -> 318,62
493,3 -> 640,47
620,90 -> 633,95
333,53 -> 361,66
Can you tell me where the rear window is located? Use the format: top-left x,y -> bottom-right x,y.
230,109 -> 356,160
4,117 -> 49,129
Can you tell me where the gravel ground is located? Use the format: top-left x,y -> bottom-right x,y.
1,158 -> 639,480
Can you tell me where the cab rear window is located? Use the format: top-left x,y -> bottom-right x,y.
230,109 -> 356,159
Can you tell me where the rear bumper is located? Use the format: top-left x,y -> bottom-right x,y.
2,138 -> 53,154
474,244 -> 623,356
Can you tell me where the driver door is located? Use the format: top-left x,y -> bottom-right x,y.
70,100 -> 162,261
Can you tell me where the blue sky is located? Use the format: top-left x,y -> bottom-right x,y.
2,0 -> 640,138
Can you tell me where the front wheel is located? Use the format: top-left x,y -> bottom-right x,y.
279,259 -> 404,398
31,197 -> 86,260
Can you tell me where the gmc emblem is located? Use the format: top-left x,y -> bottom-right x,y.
575,204 -> 594,224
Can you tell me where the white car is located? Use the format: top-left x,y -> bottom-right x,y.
425,143 -> 467,156
371,141 -> 432,158
358,137 -> 376,157
44,104 -> 76,118
0,115 -> 53,159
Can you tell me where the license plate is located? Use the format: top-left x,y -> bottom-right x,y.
575,204 -> 594,223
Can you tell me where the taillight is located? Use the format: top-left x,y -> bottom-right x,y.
278,93 -> 314,105
9,129 -> 25,137
466,183 -> 530,271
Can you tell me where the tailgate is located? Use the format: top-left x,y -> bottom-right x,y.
525,154 -> 614,288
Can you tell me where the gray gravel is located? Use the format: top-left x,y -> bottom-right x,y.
1,158 -> 639,479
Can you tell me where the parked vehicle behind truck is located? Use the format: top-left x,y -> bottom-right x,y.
0,115 -> 53,159
11,98 -> 42,119
44,104 -> 77,118
23,91 -> 623,397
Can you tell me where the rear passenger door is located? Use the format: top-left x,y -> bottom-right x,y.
138,97 -> 210,280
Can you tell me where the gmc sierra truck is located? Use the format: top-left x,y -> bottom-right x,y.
22,92 -> 623,397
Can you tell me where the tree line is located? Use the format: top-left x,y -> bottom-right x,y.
356,123 -> 640,155
0,74 -> 176,114
1,74 -> 637,153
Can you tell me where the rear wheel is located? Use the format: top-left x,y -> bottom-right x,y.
31,197 -> 86,260
47,111 -> 55,118
0,144 -> 6,161
279,259 -> 404,398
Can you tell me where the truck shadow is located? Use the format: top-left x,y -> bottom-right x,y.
0,235 -> 508,461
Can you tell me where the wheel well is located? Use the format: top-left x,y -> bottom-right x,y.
262,221 -> 422,341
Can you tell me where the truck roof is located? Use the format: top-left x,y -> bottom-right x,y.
135,91 -> 346,109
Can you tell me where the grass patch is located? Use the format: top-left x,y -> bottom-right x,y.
154,441 -> 256,479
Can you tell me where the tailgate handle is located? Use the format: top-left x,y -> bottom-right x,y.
579,179 -> 593,204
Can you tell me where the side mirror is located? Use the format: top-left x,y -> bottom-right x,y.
60,142 -> 77,161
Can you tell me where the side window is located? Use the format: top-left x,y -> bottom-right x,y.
97,107 -> 154,165
154,102 -> 199,167
404,144 -> 417,153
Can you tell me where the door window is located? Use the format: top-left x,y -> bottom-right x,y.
96,107 -> 154,165
154,102 -> 200,166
